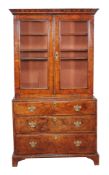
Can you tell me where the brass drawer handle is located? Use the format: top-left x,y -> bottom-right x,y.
28,121 -> 37,128
28,106 -> 36,112
73,121 -> 82,127
29,141 -> 37,148
74,105 -> 82,112
74,140 -> 82,147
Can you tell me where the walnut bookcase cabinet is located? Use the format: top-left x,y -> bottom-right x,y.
10,9 -> 99,166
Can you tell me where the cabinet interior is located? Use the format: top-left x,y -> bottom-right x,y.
20,19 -> 88,90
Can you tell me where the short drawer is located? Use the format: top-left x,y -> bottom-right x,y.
15,134 -> 96,155
13,102 -> 53,116
15,115 -> 96,133
53,100 -> 96,115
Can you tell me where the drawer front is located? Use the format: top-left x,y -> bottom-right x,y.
15,116 -> 96,133
13,102 -> 53,115
15,134 -> 96,155
13,100 -> 96,116
53,100 -> 96,115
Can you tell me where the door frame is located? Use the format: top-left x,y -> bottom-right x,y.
54,15 -> 94,95
14,15 -> 54,97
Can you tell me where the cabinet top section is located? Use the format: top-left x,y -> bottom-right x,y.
10,9 -> 98,15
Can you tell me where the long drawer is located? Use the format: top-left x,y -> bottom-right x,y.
13,100 -> 96,115
15,115 -> 96,133
15,134 -> 96,155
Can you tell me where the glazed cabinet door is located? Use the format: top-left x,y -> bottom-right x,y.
55,15 -> 94,95
14,15 -> 53,97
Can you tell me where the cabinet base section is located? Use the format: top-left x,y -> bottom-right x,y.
12,153 -> 99,167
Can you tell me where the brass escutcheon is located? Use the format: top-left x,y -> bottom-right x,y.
53,102 -> 57,107
54,51 -> 59,61
52,117 -> 57,122
54,135 -> 58,140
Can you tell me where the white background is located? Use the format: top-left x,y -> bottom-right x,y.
0,0 -> 108,174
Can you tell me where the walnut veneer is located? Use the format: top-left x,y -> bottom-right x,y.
10,9 -> 99,166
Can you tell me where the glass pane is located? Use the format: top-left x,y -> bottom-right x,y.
20,21 -> 48,34
61,51 -> 88,60
61,36 -> 88,50
61,21 -> 88,34
20,20 -> 49,89
20,36 -> 48,50
20,60 -> 48,89
60,60 -> 88,89
60,20 -> 88,89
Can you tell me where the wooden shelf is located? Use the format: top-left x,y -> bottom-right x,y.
61,57 -> 88,60
61,33 -> 88,36
60,49 -> 88,52
21,58 -> 48,61
20,49 -> 48,52
20,34 -> 48,36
